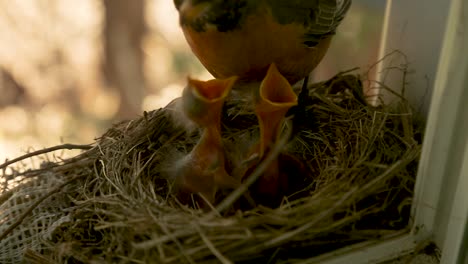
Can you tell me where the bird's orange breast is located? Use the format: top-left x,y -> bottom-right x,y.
181,6 -> 332,84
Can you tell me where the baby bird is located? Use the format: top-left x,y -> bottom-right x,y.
175,76 -> 240,205
242,63 -> 298,207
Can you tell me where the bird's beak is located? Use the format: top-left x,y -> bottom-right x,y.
235,64 -> 297,208
182,76 -> 237,128
255,63 -> 297,157
178,76 -> 239,204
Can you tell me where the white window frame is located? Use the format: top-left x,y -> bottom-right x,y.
306,0 -> 468,263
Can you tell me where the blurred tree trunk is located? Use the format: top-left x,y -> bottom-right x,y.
0,68 -> 28,108
102,0 -> 146,120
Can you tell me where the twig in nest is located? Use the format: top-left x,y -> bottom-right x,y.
0,143 -> 93,170
195,224 -> 233,264
212,120 -> 293,216
253,186 -> 357,251
23,249 -> 57,264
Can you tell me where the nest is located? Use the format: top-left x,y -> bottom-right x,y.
0,73 -> 423,263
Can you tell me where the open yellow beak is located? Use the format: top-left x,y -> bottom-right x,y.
178,76 -> 239,204
255,63 -> 297,158
182,76 -> 237,128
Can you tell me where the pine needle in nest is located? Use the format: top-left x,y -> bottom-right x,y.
0,73 -> 423,264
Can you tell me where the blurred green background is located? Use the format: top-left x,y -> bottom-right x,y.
0,0 -> 385,161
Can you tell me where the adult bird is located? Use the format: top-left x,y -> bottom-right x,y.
173,0 -> 352,85
172,0 -> 352,207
